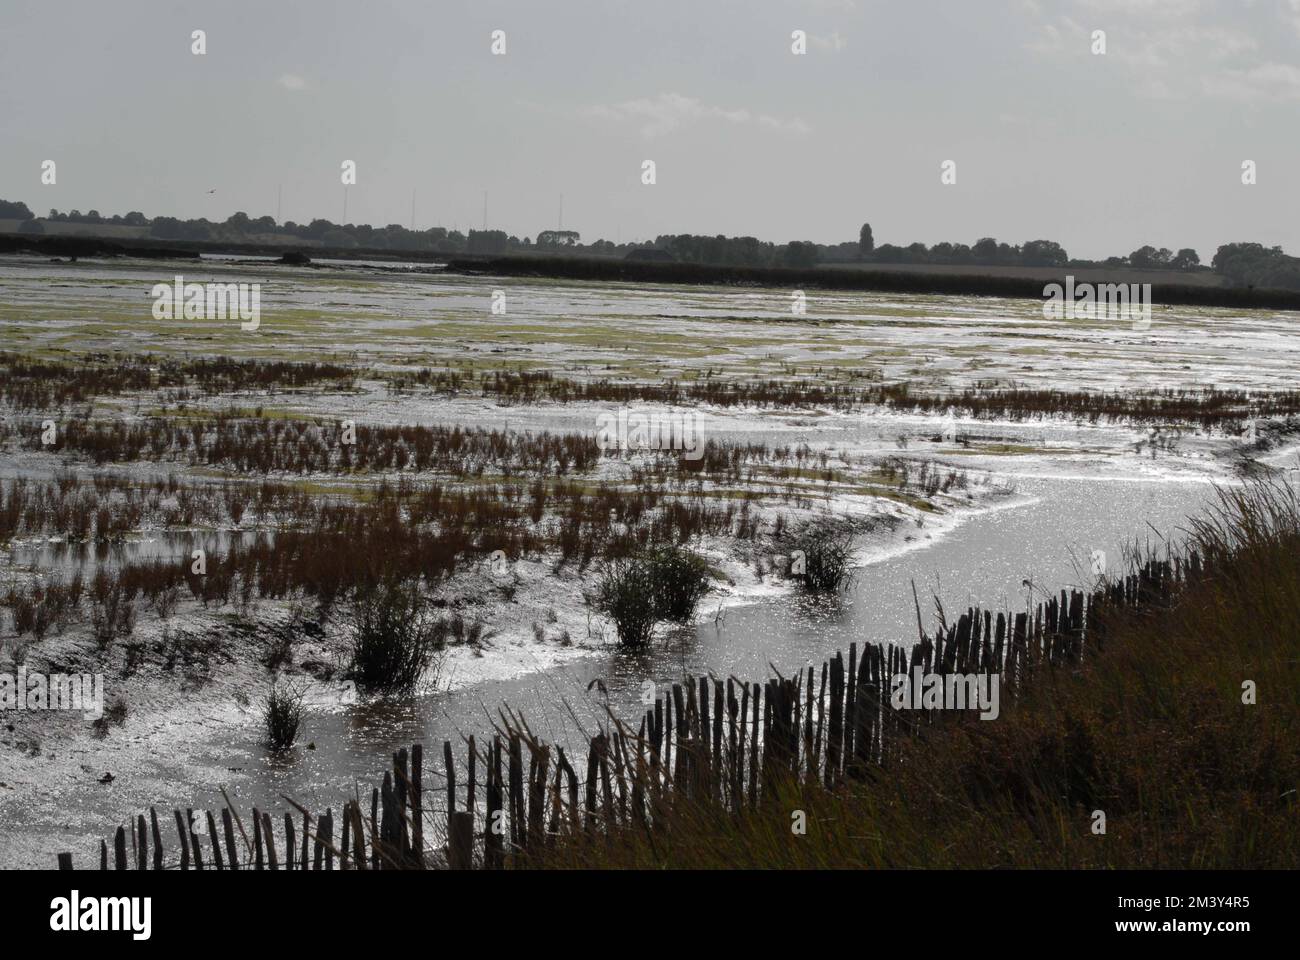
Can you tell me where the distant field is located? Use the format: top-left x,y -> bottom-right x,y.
819,260 -> 1226,288
0,219 -> 151,239
0,222 -> 1226,289
0,220 -> 314,247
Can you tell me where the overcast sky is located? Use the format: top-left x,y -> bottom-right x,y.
2,0 -> 1298,259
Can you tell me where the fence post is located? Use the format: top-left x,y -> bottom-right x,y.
448,811 -> 474,869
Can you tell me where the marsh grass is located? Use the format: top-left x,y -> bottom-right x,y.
593,545 -> 712,645
792,519 -> 856,593
402,365 -> 1300,429
91,697 -> 129,739
521,480 -> 1300,868
644,545 -> 712,623
347,577 -> 449,693
0,351 -> 356,410
89,575 -> 135,651
262,681 -> 306,752
593,556 -> 659,647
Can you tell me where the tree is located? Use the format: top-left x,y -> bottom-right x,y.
0,199 -> 35,220
929,241 -> 957,263
1171,248 -> 1200,270
1021,239 -> 1068,267
1128,245 -> 1159,269
305,218 -> 336,239
782,241 -> 818,268
467,229 -> 509,254
17,218 -> 44,235
858,222 -> 874,256
536,229 -> 580,247
1212,242 -> 1276,272
321,228 -> 357,248
972,237 -> 999,262
181,220 -> 213,241
1211,243 -> 1298,290
149,217 -> 185,239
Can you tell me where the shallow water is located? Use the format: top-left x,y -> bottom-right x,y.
128,474 -> 1219,843
5,254 -> 1300,396
8,530 -> 267,572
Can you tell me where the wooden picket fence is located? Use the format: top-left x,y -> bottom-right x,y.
58,555 -> 1193,870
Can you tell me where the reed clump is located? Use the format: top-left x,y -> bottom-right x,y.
347,576 -> 449,693
791,519 -> 856,593
262,682 -> 306,752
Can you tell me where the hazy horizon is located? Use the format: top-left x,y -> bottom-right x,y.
2,0 -> 1298,259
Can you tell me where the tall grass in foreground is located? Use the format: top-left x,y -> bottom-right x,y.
520,480 -> 1300,868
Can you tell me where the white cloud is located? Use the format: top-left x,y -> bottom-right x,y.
585,93 -> 810,138
278,73 -> 308,91
1112,26 -> 1257,69
1021,1 -> 1268,101
1075,0 -> 1202,18
1202,62 -> 1300,102
1288,0 -> 1300,38
1024,22 -> 1065,55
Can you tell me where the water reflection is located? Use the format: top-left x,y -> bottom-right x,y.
10,530 -> 271,573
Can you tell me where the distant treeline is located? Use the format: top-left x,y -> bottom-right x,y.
4,196 -> 1298,290
1212,243 -> 1300,291
6,225 -> 1300,310
7,199 -> 843,264
444,255 -> 1300,310
0,232 -> 199,262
